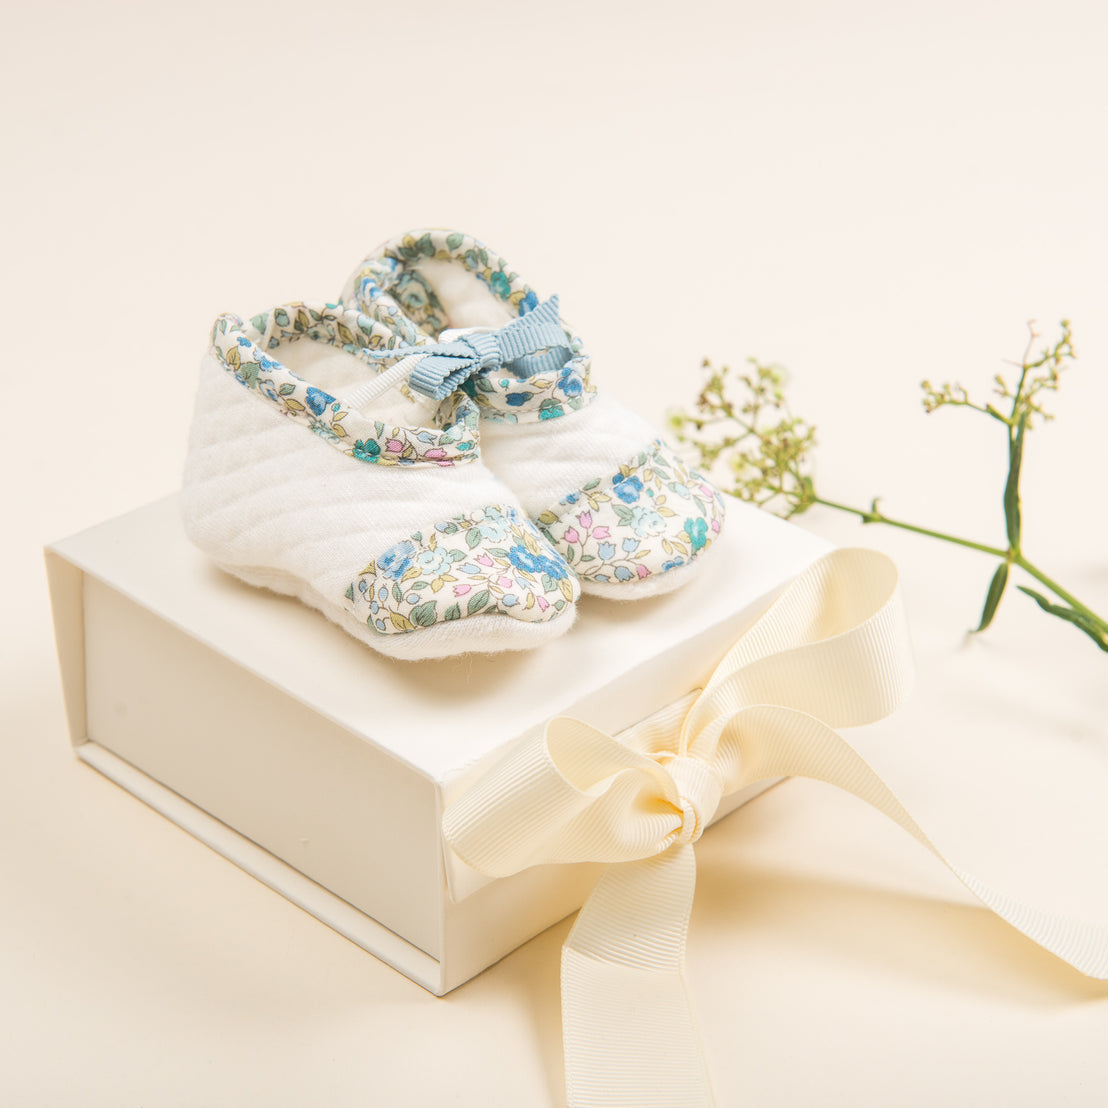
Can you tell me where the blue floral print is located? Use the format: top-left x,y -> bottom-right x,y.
630,507 -> 666,538
210,305 -> 480,469
684,517 -> 709,552
346,506 -> 579,635
536,440 -> 726,587
613,475 -> 643,503
558,366 -> 584,398
305,386 -> 335,415
377,540 -> 416,580
507,543 -> 569,580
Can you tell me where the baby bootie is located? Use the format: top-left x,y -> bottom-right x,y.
340,229 -> 726,598
181,301 -> 580,660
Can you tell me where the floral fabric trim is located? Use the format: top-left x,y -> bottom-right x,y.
346,229 -> 597,424
536,441 -> 725,585
345,505 -> 580,635
461,353 -> 593,424
210,304 -> 478,468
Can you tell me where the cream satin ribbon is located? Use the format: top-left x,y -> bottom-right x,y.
442,548 -> 1108,1108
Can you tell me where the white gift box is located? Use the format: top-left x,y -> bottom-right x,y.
45,494 -> 828,995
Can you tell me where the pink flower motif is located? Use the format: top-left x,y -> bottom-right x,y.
424,448 -> 446,459
498,576 -> 513,588
436,459 -> 455,467
476,554 -> 494,566
386,438 -> 403,453
636,564 -> 651,579
592,526 -> 610,539
710,519 -> 722,532
564,527 -> 579,544
537,596 -> 549,612
700,484 -> 714,497
454,584 -> 472,596
578,511 -> 593,529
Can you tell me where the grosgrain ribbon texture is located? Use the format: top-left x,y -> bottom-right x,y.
442,547 -> 1108,1108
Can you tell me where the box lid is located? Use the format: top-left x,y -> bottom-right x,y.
50,494 -> 830,785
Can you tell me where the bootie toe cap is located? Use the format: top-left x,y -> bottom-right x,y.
535,441 -> 725,598
346,505 -> 579,649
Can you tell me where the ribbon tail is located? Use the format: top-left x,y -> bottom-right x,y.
737,706 -> 1108,979
408,351 -> 478,400
561,844 -> 714,1108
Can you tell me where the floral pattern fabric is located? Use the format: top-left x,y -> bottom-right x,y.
461,353 -> 593,424
346,505 -> 580,635
210,304 -> 479,468
535,441 -> 725,585
345,229 -> 597,423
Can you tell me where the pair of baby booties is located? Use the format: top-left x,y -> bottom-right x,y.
181,229 -> 727,661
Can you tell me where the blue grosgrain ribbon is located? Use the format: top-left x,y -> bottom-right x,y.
366,295 -> 568,401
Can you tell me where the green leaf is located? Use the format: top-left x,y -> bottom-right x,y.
388,611 -> 415,632
467,589 -> 491,615
443,603 -> 461,622
465,527 -> 483,548
974,562 -> 1009,632
1003,414 -> 1027,549
446,232 -> 464,251
1016,586 -> 1108,652
410,600 -> 438,627
417,232 -> 435,257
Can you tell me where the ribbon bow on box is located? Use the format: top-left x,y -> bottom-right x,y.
443,548 -> 1108,1108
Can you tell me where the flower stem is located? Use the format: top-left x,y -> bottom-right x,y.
813,496 -> 1108,633
812,497 -> 1008,558
1013,554 -> 1108,630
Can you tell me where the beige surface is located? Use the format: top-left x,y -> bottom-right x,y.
3,2 -> 1107,1104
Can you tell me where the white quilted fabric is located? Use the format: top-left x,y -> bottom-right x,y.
181,352 -> 577,660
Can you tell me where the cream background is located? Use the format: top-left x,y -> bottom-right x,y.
3,1 -> 1107,1104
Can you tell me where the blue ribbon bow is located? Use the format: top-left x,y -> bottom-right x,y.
369,296 -> 569,401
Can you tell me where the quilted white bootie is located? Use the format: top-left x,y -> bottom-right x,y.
181,301 -> 579,660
